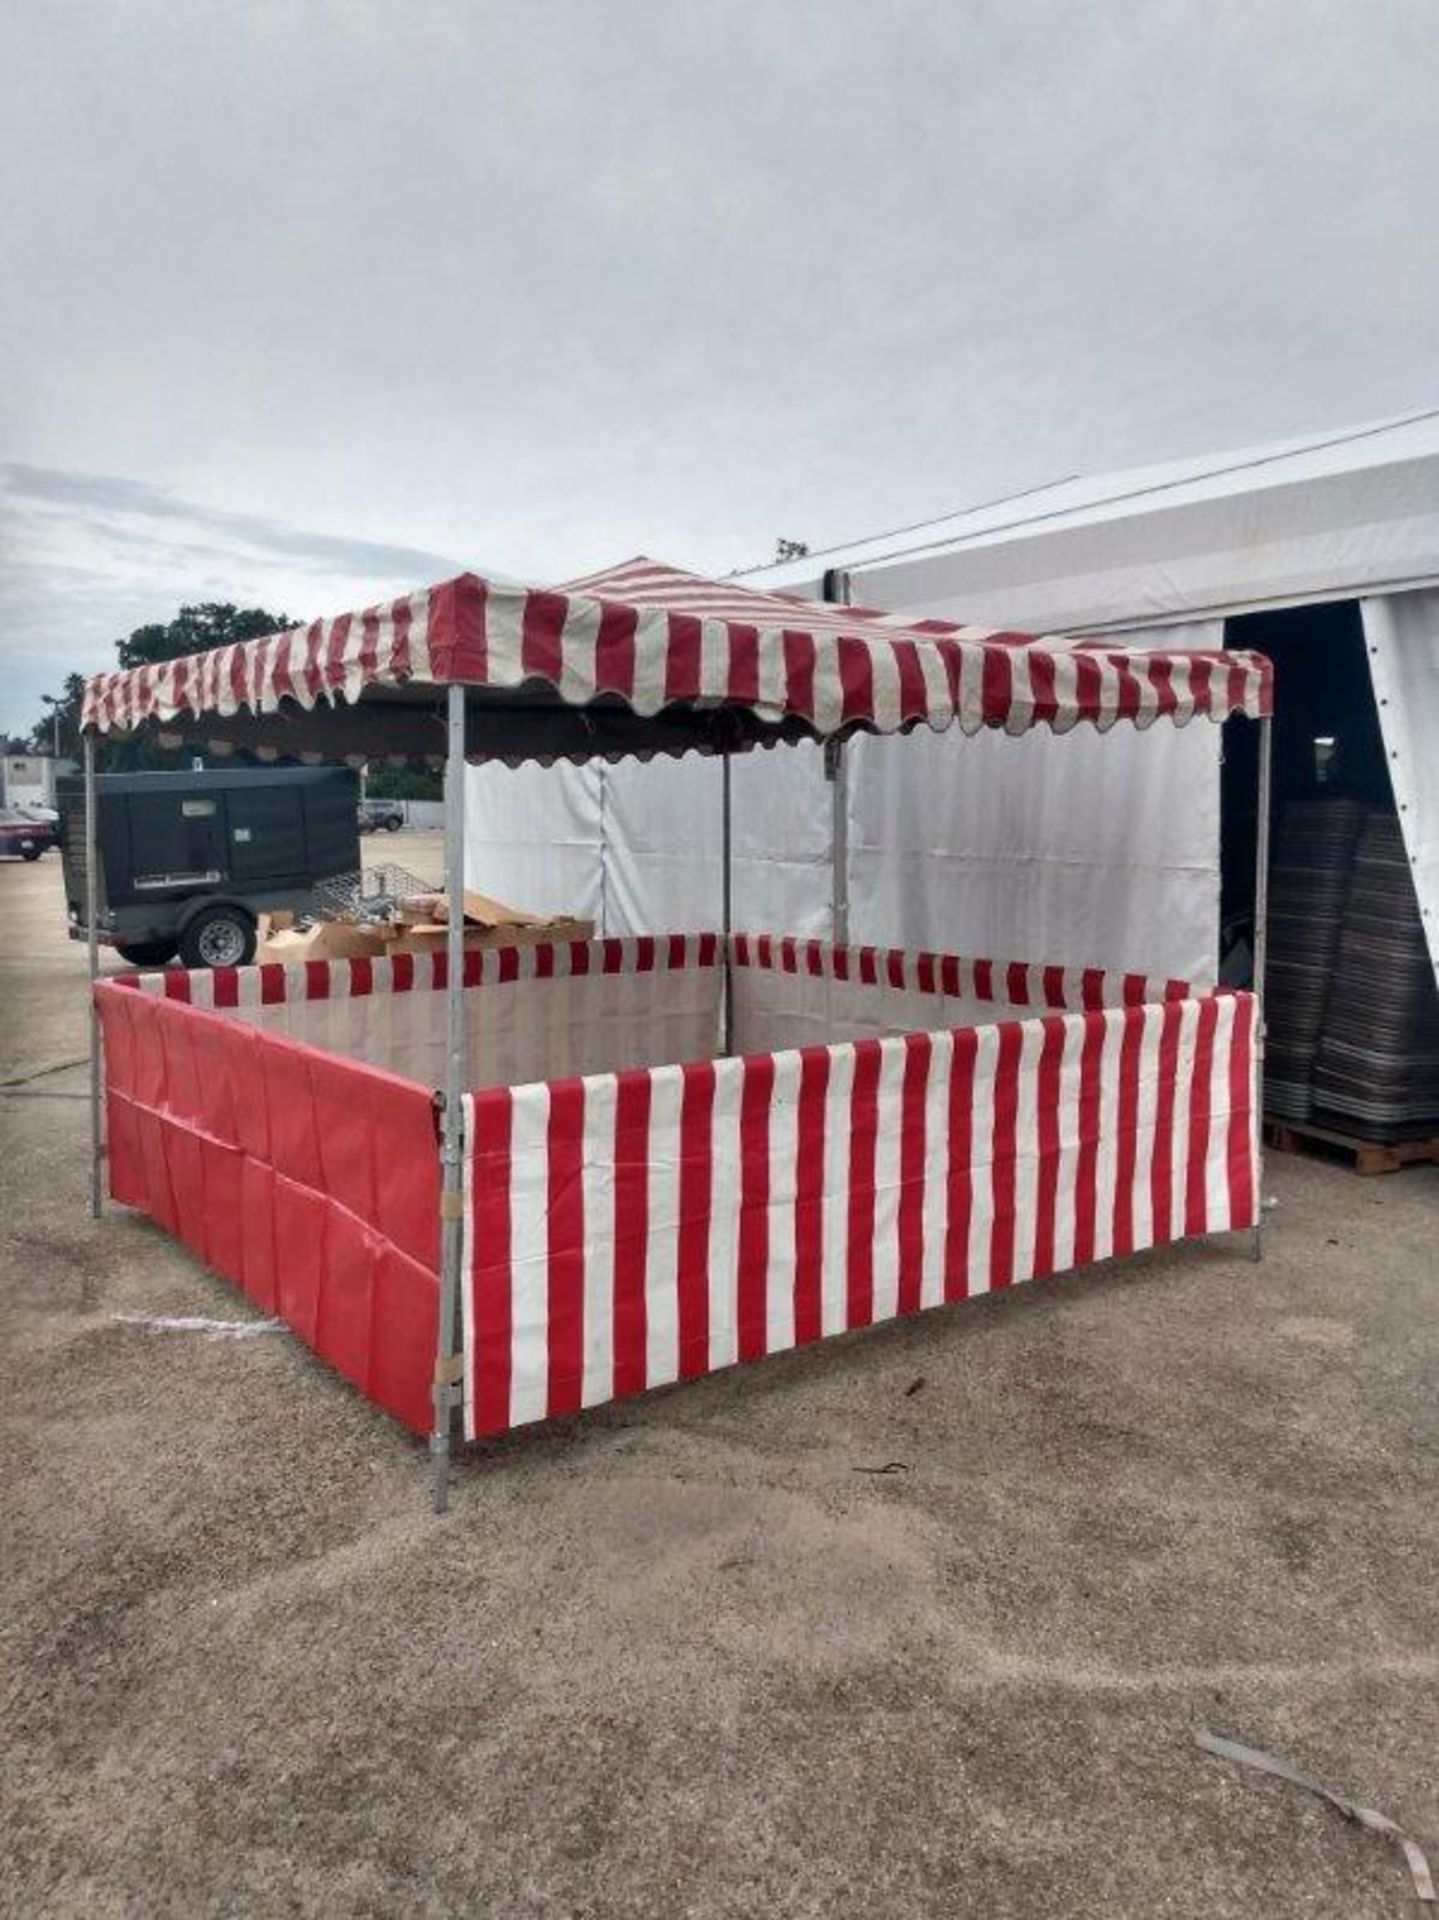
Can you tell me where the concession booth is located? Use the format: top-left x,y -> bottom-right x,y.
80,560 -> 1274,1507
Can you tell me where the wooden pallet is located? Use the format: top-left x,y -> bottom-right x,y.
1264,1116 -> 1439,1177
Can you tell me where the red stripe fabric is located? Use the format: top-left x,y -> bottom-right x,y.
390,598 -> 413,680
892,639 -> 928,722
836,634 -> 874,724
324,613 -> 351,692
988,1023 -> 1024,1290
469,1088 -> 514,1436
594,602 -> 639,700
1112,1005 -> 1145,1257
944,1029 -> 978,1301
1028,650 -> 1059,724
981,649 -> 1013,725
896,1033 -> 930,1315
780,628 -> 817,721
1032,1017 -> 1066,1279
737,1053 -> 775,1359
726,623 -> 760,705
611,1071 -> 652,1397
545,1079 -> 586,1417
1072,1013 -> 1106,1268
676,1062 -> 715,1377
792,1047 -> 829,1345
1184,996 -> 1221,1235
521,590 -> 568,685
663,613 -> 703,704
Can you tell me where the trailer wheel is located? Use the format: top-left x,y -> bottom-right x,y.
21,846 -> 42,861
180,906 -> 256,969
384,814 -> 402,831
115,938 -> 180,969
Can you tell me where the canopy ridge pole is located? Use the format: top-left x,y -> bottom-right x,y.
721,750 -> 734,1055
84,731 -> 103,1219
432,684 -> 468,1512
1250,714 -> 1273,1262
821,568 -> 852,946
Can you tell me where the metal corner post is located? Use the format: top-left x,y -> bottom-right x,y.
432,685 -> 469,1510
821,568 -> 852,946
84,730 -> 102,1219
721,750 -> 733,1054
825,738 -> 849,947
1250,713 -> 1273,1261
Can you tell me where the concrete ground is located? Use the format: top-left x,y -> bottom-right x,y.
2,833 -> 1436,1919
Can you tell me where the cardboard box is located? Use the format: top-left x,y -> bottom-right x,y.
258,907 -> 595,966
392,917 -> 592,953
260,920 -> 393,964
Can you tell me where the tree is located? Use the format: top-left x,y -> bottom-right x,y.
30,605 -> 292,771
115,602 -> 291,672
365,762 -> 442,802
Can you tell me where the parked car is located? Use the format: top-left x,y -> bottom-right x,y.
58,766 -> 360,968
15,804 -> 61,852
0,806 -> 48,860
358,797 -> 404,833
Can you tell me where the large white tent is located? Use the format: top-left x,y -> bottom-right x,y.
466,409 -> 1439,982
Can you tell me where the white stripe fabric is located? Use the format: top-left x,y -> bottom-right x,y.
506,1083 -> 552,1429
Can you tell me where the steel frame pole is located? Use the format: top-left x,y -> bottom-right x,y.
431,685 -> 468,1511
721,750 -> 734,1054
822,568 -> 852,946
1250,714 -> 1273,1261
826,739 -> 849,947
84,731 -> 102,1219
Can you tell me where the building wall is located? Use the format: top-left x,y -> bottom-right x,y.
1,755 -> 68,808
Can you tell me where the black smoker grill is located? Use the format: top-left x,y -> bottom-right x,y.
59,766 -> 360,968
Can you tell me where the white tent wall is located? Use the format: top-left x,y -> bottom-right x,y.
463,621 -> 1223,983
1361,589 -> 1439,978
462,761 -> 605,925
462,748 -> 835,935
845,716 -> 1220,980
837,610 -> 1223,979
600,742 -> 833,937
465,746 -> 835,940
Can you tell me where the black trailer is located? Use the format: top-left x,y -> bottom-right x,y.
59,766 -> 360,967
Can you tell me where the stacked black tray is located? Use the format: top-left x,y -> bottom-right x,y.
1310,812 -> 1439,1141
1262,798 -> 1368,1121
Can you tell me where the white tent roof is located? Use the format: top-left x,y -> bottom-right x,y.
751,408 -> 1439,634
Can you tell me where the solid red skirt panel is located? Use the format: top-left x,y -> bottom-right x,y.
94,984 -> 440,1433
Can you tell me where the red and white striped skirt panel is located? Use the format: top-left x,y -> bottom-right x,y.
460,991 -> 1258,1439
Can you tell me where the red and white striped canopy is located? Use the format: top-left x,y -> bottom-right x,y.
82,555 -> 1271,752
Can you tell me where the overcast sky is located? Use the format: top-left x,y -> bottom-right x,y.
3,0 -> 1437,736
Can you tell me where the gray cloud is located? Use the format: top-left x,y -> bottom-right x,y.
4,464 -> 464,579
0,460 -> 461,579
3,0 -> 1437,734
0,464 -> 469,730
